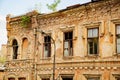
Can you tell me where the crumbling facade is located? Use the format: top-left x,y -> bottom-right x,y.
0,66 -> 4,80
4,0 -> 120,80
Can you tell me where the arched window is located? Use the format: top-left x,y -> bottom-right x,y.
8,77 -> 15,80
22,38 -> 28,59
22,38 -> 28,49
12,39 -> 18,59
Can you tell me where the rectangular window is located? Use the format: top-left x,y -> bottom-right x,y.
42,78 -> 50,80
87,28 -> 98,55
116,78 -> 120,80
87,77 -> 100,80
62,78 -> 73,80
116,25 -> 120,54
18,77 -> 26,80
8,78 -> 15,80
64,31 -> 73,57
44,36 -> 51,57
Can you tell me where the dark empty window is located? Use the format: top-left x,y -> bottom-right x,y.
8,78 -> 15,80
62,78 -> 73,80
18,77 -> 26,80
116,25 -> 120,54
12,39 -> 18,59
87,28 -> 98,55
42,78 -> 50,80
87,77 -> 100,80
116,78 -> 120,80
44,36 -> 51,57
64,31 -> 73,57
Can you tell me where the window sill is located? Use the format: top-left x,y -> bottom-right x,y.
63,56 -> 73,60
113,53 -> 120,57
85,54 -> 99,58
40,57 -> 51,60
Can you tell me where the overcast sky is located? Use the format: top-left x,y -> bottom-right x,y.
0,0 -> 90,49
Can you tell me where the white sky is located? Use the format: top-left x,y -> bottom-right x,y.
0,0 -> 90,49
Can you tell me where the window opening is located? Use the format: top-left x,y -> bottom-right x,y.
42,78 -> 50,80
87,28 -> 98,55
18,77 -> 26,80
62,78 -> 73,80
44,36 -> 51,57
64,31 -> 73,57
8,78 -> 15,80
87,77 -> 100,80
12,39 -> 18,59
116,25 -> 120,54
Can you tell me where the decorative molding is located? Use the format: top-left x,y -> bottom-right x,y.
5,59 -> 34,72
110,18 -> 120,36
112,72 -> 120,79
59,25 -> 75,32
84,74 -> 101,78
111,19 -> 120,24
83,22 -> 101,28
59,25 -> 78,40
108,21 -> 113,36
37,66 -> 119,72
42,30 -> 52,34
113,67 -> 117,70
36,59 -> 120,73
60,74 -> 74,78
83,21 -> 104,37
38,74 -> 51,78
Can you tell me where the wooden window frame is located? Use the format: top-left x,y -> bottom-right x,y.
83,21 -> 102,57
43,36 -> 51,58
63,31 -> 73,57
87,28 -> 99,55
116,25 -> 120,54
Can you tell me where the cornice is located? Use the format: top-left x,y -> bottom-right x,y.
37,59 -> 120,72
7,10 -> 39,24
37,0 -> 120,27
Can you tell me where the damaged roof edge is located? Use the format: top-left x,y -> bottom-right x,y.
37,0 -> 103,17
58,0 -> 103,12
7,10 -> 41,19
7,0 -> 103,20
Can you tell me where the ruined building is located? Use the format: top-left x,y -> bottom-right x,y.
4,0 -> 120,80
